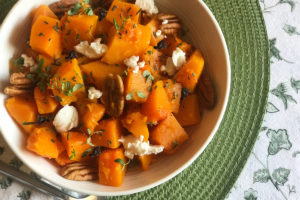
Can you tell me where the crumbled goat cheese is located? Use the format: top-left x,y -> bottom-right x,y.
88,87 -> 102,100
53,105 -> 79,133
156,30 -> 162,36
21,54 -> 37,72
124,56 -> 145,74
119,135 -> 164,159
74,38 -> 107,59
135,0 -> 158,14
172,47 -> 186,69
160,48 -> 186,76
162,19 -> 168,25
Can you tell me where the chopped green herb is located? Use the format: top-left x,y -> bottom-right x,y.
137,91 -> 146,99
38,32 -> 45,36
54,95 -> 62,102
114,158 -> 126,170
12,57 -> 25,72
143,70 -> 154,83
23,114 -> 54,125
76,33 -> 80,41
147,122 -> 155,127
172,92 -> 178,101
67,29 -> 71,36
192,72 -> 196,77
133,23 -> 136,29
68,3 -> 82,16
52,22 -> 60,33
51,139 -> 56,143
81,148 -> 93,158
173,141 -> 178,148
90,147 -> 102,157
52,56 -> 62,66
87,128 -> 92,135
67,132 -> 70,140
69,149 -> 76,159
136,8 -> 142,15
126,92 -> 133,101
84,7 -> 94,16
111,5 -> 117,11
123,70 -> 128,76
147,50 -> 153,55
86,137 -> 95,147
107,140 -> 111,148
43,21 -> 48,24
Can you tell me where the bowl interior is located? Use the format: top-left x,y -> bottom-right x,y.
0,0 -> 230,196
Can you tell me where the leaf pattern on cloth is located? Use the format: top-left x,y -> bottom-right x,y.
290,78 -> 300,93
261,0 -> 296,12
266,129 -> 292,155
0,177 -> 12,189
271,83 -> 296,110
269,38 -> 293,63
272,168 -> 290,186
283,24 -> 300,36
253,169 -> 270,183
17,190 -> 31,200
9,157 -> 23,169
244,188 -> 258,200
266,102 -> 280,113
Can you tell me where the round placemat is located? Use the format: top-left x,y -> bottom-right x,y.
0,0 -> 270,199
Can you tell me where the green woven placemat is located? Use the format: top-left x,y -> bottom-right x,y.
0,0 -> 270,199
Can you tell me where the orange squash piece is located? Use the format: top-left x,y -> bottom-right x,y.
151,113 -> 188,154
30,15 -> 62,58
162,34 -> 192,56
80,61 -> 125,89
5,96 -> 38,133
61,14 -> 98,51
38,54 -> 59,75
26,126 -> 59,159
141,46 -> 166,81
61,131 -> 92,162
98,148 -> 126,187
138,155 -> 154,171
91,119 -> 123,148
106,0 -> 141,25
175,50 -> 204,92
142,80 -> 171,123
34,87 -> 59,114
49,59 -> 86,106
162,79 -> 182,114
32,5 -> 58,24
175,94 -> 202,126
95,19 -> 112,36
121,105 -> 149,141
124,70 -> 151,103
146,18 -> 165,46
55,151 -> 76,166
102,21 -> 152,64
79,102 -> 106,133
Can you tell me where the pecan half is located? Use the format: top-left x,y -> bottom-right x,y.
49,0 -> 78,18
157,13 -> 181,35
10,72 -> 32,85
101,74 -> 124,117
60,162 -> 98,181
4,86 -> 31,96
196,69 -> 216,109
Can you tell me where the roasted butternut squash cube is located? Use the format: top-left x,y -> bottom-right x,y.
175,50 -> 204,92
38,54 -> 59,75
5,96 -> 38,133
55,150 -> 75,166
26,126 -> 59,159
34,87 -> 59,114
138,154 -> 154,171
124,70 -> 152,103
142,80 -> 171,123
32,5 -> 57,24
95,19 -> 112,35
163,79 -> 182,114
121,105 -> 149,141
80,61 -> 125,89
106,0 -> 141,25
102,21 -> 151,64
78,102 -> 106,133
98,148 -> 126,187
150,113 -> 188,154
141,46 -> 166,81
61,131 -> 92,161
162,34 -> 192,56
91,119 -> 123,148
30,15 -> 62,58
49,59 -> 86,106
61,14 -> 98,51
175,94 -> 202,126
146,18 -> 165,46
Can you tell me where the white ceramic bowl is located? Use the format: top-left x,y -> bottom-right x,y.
0,0 -> 230,196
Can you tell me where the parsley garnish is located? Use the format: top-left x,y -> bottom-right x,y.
43,21 -> 48,24
54,95 -> 62,102
107,140 -> 111,148
137,91 -> 146,99
12,57 -> 24,72
147,50 -> 153,55
51,139 -> 56,143
192,72 -> 196,77
143,70 -> 154,83
114,158 -> 126,170
81,148 -> 93,158
52,22 -> 60,33
111,5 -> 117,11
69,149 -> 76,159
173,141 -> 178,148
68,3 -> 82,16
38,32 -> 44,36
84,7 -> 94,16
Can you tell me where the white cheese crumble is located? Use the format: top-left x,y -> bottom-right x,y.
172,47 -> 186,69
74,38 -> 107,59
162,19 -> 168,25
21,54 -> 37,72
135,0 -> 158,14
88,87 -> 102,100
156,30 -> 162,36
160,48 -> 186,76
124,56 -> 145,74
53,105 -> 79,133
119,135 -> 164,159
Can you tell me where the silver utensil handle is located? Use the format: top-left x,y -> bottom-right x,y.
0,160 -> 87,199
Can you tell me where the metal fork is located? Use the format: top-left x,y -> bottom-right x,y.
0,160 -> 98,200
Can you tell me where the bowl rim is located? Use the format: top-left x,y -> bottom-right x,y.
0,0 -> 231,196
